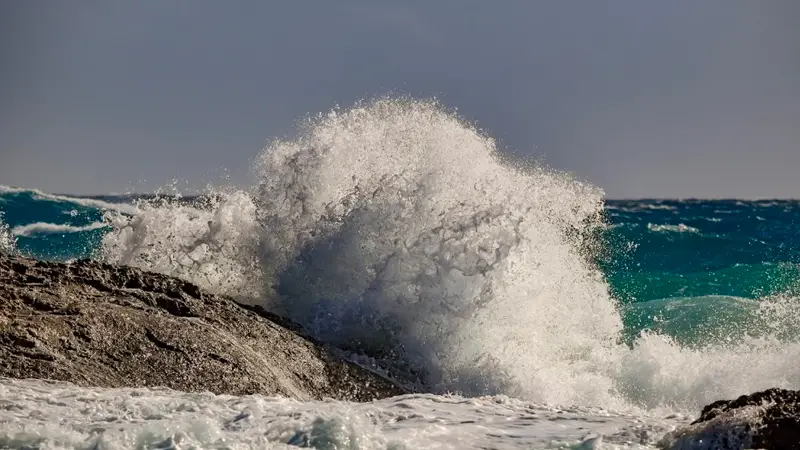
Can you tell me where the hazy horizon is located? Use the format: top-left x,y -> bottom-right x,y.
3,1 -> 799,198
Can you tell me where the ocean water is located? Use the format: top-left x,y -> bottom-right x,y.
1,99 -> 799,449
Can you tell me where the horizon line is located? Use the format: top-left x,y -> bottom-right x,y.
2,184 -> 799,202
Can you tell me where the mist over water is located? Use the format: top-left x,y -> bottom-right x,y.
98,98 -> 800,413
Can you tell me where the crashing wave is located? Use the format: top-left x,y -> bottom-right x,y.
99,98 -> 800,412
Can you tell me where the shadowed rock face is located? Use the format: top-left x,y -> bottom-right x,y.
660,388 -> 800,450
0,254 -> 405,401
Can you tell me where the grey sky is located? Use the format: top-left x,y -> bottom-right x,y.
2,1 -> 799,198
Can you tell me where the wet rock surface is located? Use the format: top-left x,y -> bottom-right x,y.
0,254 -> 405,401
660,388 -> 800,449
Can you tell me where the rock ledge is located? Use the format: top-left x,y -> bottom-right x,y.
660,388 -> 800,449
0,254 -> 404,401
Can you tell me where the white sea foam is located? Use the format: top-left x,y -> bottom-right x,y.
11,221 -> 108,237
99,98 -> 800,414
0,378 -> 687,450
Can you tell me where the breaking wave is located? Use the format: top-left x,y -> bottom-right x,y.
99,98 -> 800,413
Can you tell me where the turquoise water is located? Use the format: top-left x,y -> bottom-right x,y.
2,187 -> 799,349
602,199 -> 800,302
0,188 -> 109,260
603,200 -> 800,345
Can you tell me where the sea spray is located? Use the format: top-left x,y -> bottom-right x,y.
101,190 -> 262,300
0,213 -> 16,254
250,98 -> 620,401
98,98 -> 800,413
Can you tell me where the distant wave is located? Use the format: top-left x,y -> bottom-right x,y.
0,185 -> 30,195
11,221 -> 108,237
646,223 -> 700,233
0,185 -> 138,214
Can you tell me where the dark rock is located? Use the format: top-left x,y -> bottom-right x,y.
0,253 -> 405,401
659,388 -> 800,449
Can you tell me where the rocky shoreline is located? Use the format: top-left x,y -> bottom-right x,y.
0,254 -> 405,401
